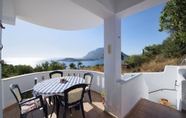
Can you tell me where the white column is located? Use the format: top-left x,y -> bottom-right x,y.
104,15 -> 122,118
0,0 -> 3,117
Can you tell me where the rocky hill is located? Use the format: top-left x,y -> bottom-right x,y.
83,47 -> 129,60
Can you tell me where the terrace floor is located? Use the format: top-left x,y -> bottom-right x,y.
3,91 -> 114,118
125,98 -> 186,118
3,91 -> 186,118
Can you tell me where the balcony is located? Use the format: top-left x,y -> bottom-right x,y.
2,66 -> 186,117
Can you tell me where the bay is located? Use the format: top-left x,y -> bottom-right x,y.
3,58 -> 104,68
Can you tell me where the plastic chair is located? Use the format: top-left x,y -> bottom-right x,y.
49,70 -> 63,78
48,71 -> 63,104
56,84 -> 87,118
83,72 -> 93,104
10,84 -> 48,118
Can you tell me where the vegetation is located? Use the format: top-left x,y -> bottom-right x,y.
69,62 -> 76,69
77,61 -> 82,69
2,61 -> 66,79
159,0 -> 186,42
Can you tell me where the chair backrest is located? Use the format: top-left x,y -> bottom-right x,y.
83,72 -> 93,88
64,84 -> 87,109
49,71 -> 63,78
10,84 -> 23,103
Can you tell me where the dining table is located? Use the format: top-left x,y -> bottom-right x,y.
33,76 -> 85,115
33,76 -> 85,97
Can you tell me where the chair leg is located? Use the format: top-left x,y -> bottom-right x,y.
70,109 -> 72,116
80,102 -> 85,118
56,98 -> 60,118
20,113 -> 27,118
49,96 -> 52,104
43,104 -> 48,118
62,107 -> 66,118
88,90 -> 92,104
20,113 -> 23,118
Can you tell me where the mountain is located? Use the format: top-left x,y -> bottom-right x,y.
83,47 -> 129,60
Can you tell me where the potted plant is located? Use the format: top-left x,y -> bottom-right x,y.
101,91 -> 105,104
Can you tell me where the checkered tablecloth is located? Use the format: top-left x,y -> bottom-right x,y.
33,76 -> 85,96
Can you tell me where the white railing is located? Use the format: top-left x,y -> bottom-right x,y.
2,70 -> 104,109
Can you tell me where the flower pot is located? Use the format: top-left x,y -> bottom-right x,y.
102,98 -> 105,104
160,98 -> 170,106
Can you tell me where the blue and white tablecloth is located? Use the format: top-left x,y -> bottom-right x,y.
33,76 -> 85,96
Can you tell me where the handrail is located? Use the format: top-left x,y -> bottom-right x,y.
149,80 -> 179,94
149,88 -> 177,94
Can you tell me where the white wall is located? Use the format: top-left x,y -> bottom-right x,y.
143,66 -> 178,106
2,70 -> 104,109
120,74 -> 148,117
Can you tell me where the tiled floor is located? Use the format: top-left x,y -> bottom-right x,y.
125,98 -> 186,118
3,92 -> 186,118
3,91 -> 114,118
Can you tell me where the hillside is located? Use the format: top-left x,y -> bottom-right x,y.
83,47 -> 129,60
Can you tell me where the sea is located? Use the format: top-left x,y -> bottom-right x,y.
3,58 -> 104,68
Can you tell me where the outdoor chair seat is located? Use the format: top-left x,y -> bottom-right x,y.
10,84 -> 48,118
20,98 -> 41,114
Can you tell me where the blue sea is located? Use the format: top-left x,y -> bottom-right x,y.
3,58 -> 104,68
58,60 -> 104,68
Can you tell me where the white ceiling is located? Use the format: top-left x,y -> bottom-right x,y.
2,0 -> 169,30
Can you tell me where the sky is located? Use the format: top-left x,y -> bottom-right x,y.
2,3 -> 169,65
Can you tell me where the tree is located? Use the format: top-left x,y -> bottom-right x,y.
124,54 -> 145,68
41,61 -> 49,71
2,63 -> 17,78
142,44 -> 162,61
77,61 -> 82,69
34,64 -> 43,72
159,0 -> 186,41
161,36 -> 186,58
69,63 -> 76,69
15,65 -> 34,75
49,60 -> 66,70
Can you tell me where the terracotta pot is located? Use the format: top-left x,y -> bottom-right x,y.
160,98 -> 170,106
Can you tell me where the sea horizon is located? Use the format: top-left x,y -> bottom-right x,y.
2,57 -> 105,68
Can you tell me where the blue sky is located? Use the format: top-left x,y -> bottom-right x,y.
2,3 -> 168,64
